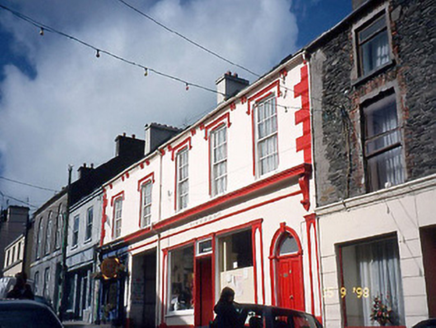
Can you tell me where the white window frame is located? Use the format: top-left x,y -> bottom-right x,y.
210,125 -> 227,197
72,215 -> 79,247
85,206 -> 93,242
141,181 -> 152,228
113,198 -> 123,238
177,147 -> 189,210
255,96 -> 278,176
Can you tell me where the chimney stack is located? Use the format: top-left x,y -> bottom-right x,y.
144,123 -> 182,155
352,0 -> 368,10
78,163 -> 94,179
215,71 -> 249,104
115,133 -> 145,158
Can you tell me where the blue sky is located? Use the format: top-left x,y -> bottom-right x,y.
0,0 -> 351,210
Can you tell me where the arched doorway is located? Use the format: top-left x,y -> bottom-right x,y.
270,225 -> 305,311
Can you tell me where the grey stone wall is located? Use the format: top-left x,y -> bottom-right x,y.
310,0 -> 436,207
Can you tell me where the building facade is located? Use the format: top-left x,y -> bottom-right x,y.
308,0 -> 436,326
99,52 -> 321,328
3,235 -> 25,277
0,205 -> 29,277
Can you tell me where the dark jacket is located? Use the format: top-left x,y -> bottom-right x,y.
214,301 -> 247,328
6,284 -> 34,300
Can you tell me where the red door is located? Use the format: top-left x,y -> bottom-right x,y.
195,257 -> 213,326
277,256 -> 304,311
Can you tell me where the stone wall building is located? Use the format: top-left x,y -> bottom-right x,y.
307,0 -> 436,326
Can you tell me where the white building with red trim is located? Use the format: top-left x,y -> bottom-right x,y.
98,51 -> 321,328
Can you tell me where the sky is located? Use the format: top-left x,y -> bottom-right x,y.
0,0 -> 351,211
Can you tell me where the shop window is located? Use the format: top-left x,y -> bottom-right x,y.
169,245 -> 194,312
211,125 -> 227,196
218,230 -> 254,303
356,12 -> 390,77
363,91 -> 404,191
177,147 -> 189,210
255,96 -> 278,176
339,236 -> 404,326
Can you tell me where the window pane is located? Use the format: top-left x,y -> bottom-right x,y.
279,236 -> 299,255
257,97 -> 278,176
218,230 -> 254,303
367,146 -> 404,190
340,237 -> 404,326
177,149 -> 189,209
359,15 -> 386,43
169,246 -> 194,311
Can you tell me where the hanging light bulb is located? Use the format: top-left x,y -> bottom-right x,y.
144,68 -> 148,77
96,49 -> 100,58
185,83 -> 189,91
39,27 -> 44,36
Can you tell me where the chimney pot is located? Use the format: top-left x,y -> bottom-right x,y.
123,132 -> 126,137
132,134 -> 136,139
83,163 -> 86,168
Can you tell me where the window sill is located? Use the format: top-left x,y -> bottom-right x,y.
84,238 -> 92,245
165,309 -> 194,317
71,245 -> 78,250
351,59 -> 395,87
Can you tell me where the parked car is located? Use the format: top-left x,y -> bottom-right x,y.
413,319 -> 436,328
0,299 -> 63,328
233,303 -> 323,328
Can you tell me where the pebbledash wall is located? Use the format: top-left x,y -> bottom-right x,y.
100,52 -> 322,327
308,0 -> 436,327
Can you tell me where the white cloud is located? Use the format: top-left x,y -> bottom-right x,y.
0,0 -> 298,210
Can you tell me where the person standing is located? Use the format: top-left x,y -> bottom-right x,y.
6,272 -> 34,300
213,287 -> 247,328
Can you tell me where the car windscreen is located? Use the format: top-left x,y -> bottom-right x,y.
0,308 -> 62,328
268,308 -> 320,328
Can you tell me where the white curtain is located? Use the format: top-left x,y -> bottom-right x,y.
357,238 -> 404,326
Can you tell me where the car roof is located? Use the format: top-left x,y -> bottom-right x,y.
237,303 -> 312,315
0,299 -> 51,310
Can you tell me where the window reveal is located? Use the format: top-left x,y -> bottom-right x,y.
169,245 -> 194,311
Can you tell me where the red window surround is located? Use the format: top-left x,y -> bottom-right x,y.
168,137 -> 192,161
137,172 -> 155,228
199,112 -> 231,140
110,191 -> 124,238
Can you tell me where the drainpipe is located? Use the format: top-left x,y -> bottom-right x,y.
155,149 -> 164,327
59,165 -> 72,320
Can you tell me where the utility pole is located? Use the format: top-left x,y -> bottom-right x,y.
59,165 -> 72,321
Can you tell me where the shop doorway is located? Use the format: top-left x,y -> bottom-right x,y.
420,226 -> 436,317
275,232 -> 304,311
195,256 -> 213,327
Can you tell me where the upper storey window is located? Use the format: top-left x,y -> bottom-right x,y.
356,12 -> 390,77
256,96 -> 278,176
177,147 -> 189,210
363,91 -> 404,191
211,125 -> 227,196
141,181 -> 152,228
113,198 -> 123,238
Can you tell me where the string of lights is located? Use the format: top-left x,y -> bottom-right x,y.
0,176 -> 58,193
0,3 -> 225,96
114,0 -> 260,78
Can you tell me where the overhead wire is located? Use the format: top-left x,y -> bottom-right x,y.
114,0 -> 260,78
0,3 -> 225,97
0,190 -> 39,208
0,176 -> 58,193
